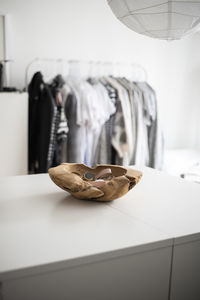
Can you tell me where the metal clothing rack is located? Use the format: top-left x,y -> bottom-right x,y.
25,57 -> 148,90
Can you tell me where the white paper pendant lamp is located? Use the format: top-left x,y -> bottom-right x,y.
107,0 -> 200,40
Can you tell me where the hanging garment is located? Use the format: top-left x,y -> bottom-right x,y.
104,76 -> 133,166
62,83 -> 87,164
29,74 -> 58,173
137,82 -> 164,169
46,100 -> 59,170
56,106 -> 68,163
28,73 -> 66,173
65,78 -> 100,165
49,75 -> 67,166
35,84 -> 57,173
87,79 -> 116,166
28,71 -> 44,173
94,78 -> 117,164
129,82 -> 149,167
116,78 -> 137,165
148,84 -> 164,170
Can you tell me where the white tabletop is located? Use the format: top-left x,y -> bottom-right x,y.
0,167 -> 200,280
109,167 -> 200,242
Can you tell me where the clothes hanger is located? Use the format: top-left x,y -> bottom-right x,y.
67,60 -> 81,80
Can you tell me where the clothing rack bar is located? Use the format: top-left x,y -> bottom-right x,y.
25,57 -> 148,90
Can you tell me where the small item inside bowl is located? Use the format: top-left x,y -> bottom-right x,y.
96,168 -> 112,179
88,179 -> 106,188
82,168 -> 113,188
83,168 -> 112,182
84,172 -> 95,181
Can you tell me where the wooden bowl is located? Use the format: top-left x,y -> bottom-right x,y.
48,163 -> 142,202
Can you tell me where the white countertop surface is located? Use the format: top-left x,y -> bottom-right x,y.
0,167 -> 200,280
109,167 -> 200,241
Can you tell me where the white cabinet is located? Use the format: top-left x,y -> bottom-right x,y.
0,92 -> 28,176
0,167 -> 200,300
170,237 -> 200,300
2,247 -> 172,300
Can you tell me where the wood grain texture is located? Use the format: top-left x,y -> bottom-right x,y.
48,163 -> 142,202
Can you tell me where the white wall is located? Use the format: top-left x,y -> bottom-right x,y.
0,15 -> 5,60
1,0 -> 200,150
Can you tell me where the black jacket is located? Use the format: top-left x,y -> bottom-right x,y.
28,72 -> 65,173
28,72 -> 43,172
28,72 -> 55,173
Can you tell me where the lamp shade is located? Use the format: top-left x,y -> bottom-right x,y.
107,0 -> 200,40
